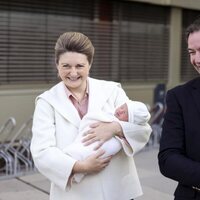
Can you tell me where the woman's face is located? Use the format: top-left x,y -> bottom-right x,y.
57,52 -> 91,92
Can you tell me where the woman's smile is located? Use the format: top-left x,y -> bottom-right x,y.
57,52 -> 90,92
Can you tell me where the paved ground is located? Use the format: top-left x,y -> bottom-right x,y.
135,148 -> 177,200
0,148 -> 177,200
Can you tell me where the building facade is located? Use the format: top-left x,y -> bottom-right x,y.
0,0 -> 200,128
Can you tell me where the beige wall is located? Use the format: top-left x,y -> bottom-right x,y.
130,0 -> 200,10
0,84 -> 155,129
122,84 -> 155,106
167,7 -> 182,88
0,88 -> 45,131
2,0 -> 200,130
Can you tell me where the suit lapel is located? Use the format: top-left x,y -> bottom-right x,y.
191,77 -> 200,115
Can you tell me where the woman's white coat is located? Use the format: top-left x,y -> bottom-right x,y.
31,77 -> 152,200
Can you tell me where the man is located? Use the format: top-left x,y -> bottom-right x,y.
158,18 -> 200,200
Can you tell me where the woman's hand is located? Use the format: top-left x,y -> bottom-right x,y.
72,149 -> 112,174
82,121 -> 123,150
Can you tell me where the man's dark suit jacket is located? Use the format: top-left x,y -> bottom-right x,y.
158,77 -> 200,200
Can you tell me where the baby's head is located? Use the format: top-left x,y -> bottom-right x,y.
114,103 -> 128,122
126,100 -> 135,123
114,100 -> 150,124
114,100 -> 135,122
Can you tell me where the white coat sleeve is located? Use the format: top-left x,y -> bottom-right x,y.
30,98 -> 76,191
114,86 -> 152,156
118,121 -> 152,156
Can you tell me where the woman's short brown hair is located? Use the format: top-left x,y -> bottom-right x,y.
55,32 -> 95,65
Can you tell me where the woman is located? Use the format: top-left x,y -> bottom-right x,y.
30,32 -> 152,200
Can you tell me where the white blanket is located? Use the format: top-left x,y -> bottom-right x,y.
63,101 -> 149,183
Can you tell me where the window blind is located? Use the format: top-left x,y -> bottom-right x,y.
0,0 -> 169,85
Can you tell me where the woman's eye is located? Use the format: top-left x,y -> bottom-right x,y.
77,64 -> 84,68
62,64 -> 70,68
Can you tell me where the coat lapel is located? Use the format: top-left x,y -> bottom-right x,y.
87,78 -> 119,112
191,77 -> 200,115
39,82 -> 81,128
88,78 -> 106,112
38,78 -> 120,128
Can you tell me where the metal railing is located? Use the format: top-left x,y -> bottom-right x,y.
0,117 -> 36,179
145,102 -> 165,149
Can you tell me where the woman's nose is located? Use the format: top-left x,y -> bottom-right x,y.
70,67 -> 78,76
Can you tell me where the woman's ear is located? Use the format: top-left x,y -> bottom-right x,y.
89,64 -> 92,70
56,65 -> 59,70
56,64 -> 60,78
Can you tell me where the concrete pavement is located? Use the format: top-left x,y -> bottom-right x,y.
135,148 -> 177,200
0,148 -> 177,200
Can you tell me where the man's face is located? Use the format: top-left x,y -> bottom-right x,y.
188,31 -> 200,73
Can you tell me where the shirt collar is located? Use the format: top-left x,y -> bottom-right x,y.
64,80 -> 89,99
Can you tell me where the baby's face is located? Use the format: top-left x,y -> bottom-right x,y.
114,103 -> 128,121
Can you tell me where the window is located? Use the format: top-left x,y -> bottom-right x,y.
0,0 -> 169,85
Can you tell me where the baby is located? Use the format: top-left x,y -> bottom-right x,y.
63,100 -> 150,183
